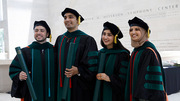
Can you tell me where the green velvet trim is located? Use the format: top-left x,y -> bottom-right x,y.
88,51 -> 98,57
57,36 -> 81,101
88,59 -> 98,65
120,67 -> 127,74
57,36 -> 67,101
88,66 -> 97,72
134,41 -> 156,52
10,72 -> 19,79
9,60 -> 21,79
9,67 -> 21,73
145,74 -> 163,82
28,41 -> 52,50
58,37 -> 67,82
45,48 -> 55,98
30,42 -> 54,101
32,49 -> 43,101
72,37 -> 81,64
103,54 -> 116,101
121,61 -> 129,67
11,60 -> 21,68
132,50 -> 143,94
100,48 -> 129,54
64,30 -> 87,38
147,66 -> 161,73
119,75 -> 126,79
144,83 -> 164,91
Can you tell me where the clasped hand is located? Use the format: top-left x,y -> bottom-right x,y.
96,73 -> 111,82
65,66 -> 79,78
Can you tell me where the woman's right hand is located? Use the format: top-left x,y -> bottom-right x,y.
96,73 -> 111,82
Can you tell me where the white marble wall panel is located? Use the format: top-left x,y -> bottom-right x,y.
50,0 -> 180,52
7,0 -> 180,58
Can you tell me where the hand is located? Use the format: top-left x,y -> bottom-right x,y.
19,71 -> 27,81
96,73 -> 111,82
65,66 -> 79,78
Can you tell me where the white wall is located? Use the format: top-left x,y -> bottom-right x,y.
49,0 -> 180,65
7,0 -> 180,58
48,0 -> 180,52
0,60 -> 12,92
7,0 -> 49,59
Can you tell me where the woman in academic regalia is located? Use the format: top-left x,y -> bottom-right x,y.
95,21 -> 130,101
125,17 -> 168,101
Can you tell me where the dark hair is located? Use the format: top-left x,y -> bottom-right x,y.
61,8 -> 84,22
33,20 -> 51,38
101,28 -> 130,53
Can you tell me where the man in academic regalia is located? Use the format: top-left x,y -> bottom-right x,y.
9,20 -> 56,101
54,8 -> 98,101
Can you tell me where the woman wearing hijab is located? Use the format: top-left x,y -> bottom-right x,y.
125,17 -> 167,101
94,21 -> 130,101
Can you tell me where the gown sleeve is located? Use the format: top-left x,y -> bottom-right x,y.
76,36 -> 98,83
9,48 -> 30,98
109,52 -> 130,96
133,48 -> 166,101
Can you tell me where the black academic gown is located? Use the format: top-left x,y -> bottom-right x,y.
9,42 -> 56,101
96,48 -> 130,101
125,41 -> 167,101
54,30 -> 98,101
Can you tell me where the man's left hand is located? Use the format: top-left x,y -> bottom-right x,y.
65,66 -> 79,78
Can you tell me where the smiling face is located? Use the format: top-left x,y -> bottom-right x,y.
129,26 -> 146,42
34,26 -> 48,44
63,13 -> 78,32
102,29 -> 114,49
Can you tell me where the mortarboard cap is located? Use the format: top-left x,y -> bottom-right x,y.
33,20 -> 51,38
61,8 -> 84,23
128,17 -> 149,32
103,21 -> 123,39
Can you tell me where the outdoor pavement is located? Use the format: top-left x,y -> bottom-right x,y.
0,91 -> 180,101
0,93 -> 19,101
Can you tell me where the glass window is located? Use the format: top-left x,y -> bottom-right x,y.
0,0 -> 3,21
0,28 -> 4,53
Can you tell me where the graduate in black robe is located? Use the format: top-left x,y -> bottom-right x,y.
94,22 -> 130,101
54,8 -> 98,101
125,17 -> 167,101
9,21 -> 56,101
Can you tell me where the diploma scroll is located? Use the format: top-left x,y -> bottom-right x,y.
15,47 -> 37,100
93,53 -> 106,101
61,42 -> 76,100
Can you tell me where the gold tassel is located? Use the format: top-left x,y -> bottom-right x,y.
114,28 -> 120,44
78,16 -> 81,25
148,28 -> 150,38
114,34 -> 118,44
49,34 -> 52,42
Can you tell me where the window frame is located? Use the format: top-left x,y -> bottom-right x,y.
0,0 -> 9,59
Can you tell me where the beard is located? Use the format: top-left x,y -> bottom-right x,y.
35,37 -> 47,43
